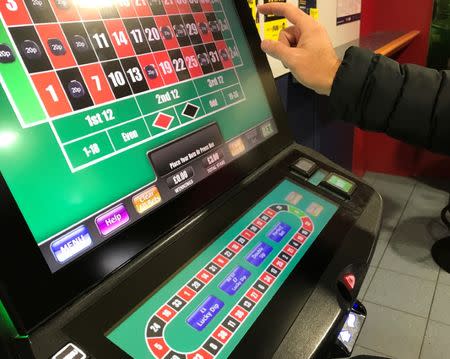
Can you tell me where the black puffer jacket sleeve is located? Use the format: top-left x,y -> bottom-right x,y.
330,46 -> 450,156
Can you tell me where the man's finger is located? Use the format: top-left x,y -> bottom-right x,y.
261,39 -> 293,65
257,3 -> 314,31
279,26 -> 300,47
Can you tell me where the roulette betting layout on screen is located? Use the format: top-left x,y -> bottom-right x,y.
0,0 -> 277,272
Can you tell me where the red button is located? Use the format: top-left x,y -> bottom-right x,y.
301,217 -> 314,232
242,229 -> 255,240
343,274 -> 356,290
212,325 -> 233,344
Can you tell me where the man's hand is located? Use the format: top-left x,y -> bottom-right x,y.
258,3 -> 341,96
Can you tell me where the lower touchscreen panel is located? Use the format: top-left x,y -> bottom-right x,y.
107,180 -> 338,359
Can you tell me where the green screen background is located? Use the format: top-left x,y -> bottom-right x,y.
0,2 -> 273,244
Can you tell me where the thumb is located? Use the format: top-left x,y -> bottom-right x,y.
261,40 -> 293,65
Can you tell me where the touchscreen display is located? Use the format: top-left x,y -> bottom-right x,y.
0,0 -> 276,271
107,180 -> 338,359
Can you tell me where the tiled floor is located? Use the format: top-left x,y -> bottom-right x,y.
351,172 -> 450,359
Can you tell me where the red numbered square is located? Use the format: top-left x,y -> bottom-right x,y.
264,208 -> 276,218
284,245 -> 297,256
177,286 -> 196,302
155,16 -> 179,50
194,13 -> 214,43
175,0 -> 191,13
0,0 -> 32,26
187,349 -> 213,359
76,3 -> 101,20
212,326 -> 232,344
230,306 -> 248,322
196,269 -> 213,284
36,24 -> 77,69
137,53 -> 165,89
181,46 -> 203,78
104,19 -> 135,58
133,0 -> 152,17
227,241 -> 243,253
146,338 -> 170,359
200,0 -> 214,12
80,64 -> 115,105
294,233 -> 307,244
156,305 -> 177,322
116,0 -> 136,18
162,0 -> 179,14
215,40 -> 233,68
31,72 -> 72,117
253,218 -> 267,229
246,288 -> 262,303
273,258 -> 287,270
260,272 -> 276,286
152,51 -> 178,85
49,0 -> 80,22
212,254 -> 229,268
241,229 -> 255,240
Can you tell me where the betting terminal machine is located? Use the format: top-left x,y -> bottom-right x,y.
0,0 -> 382,358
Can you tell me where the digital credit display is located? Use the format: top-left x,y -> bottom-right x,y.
0,0 -> 277,271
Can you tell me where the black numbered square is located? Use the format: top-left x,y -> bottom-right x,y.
57,67 -> 94,110
259,214 -> 270,222
123,18 -> 151,55
206,12 -> 223,40
168,49 -> 191,81
222,316 -> 240,333
189,0 -> 202,12
165,351 -> 186,359
169,16 -> 190,47
205,43 -> 224,71
121,57 -> 149,94
300,229 -> 310,237
203,338 -> 223,355
247,224 -> 260,234
84,21 -> 117,61
206,262 -> 220,275
54,0 -> 72,10
99,3 -> 120,19
289,239 -> 301,249
102,60 -> 133,99
267,265 -> 281,277
146,316 -> 166,338
140,17 -> 165,52
48,38 -> 67,56
271,204 -> 288,212
278,252 -> 292,262
239,298 -> 256,312
0,44 -> 15,64
194,44 -> 213,74
147,0 -> 165,15
23,0 -> 57,23
235,236 -> 248,246
9,27 -> 52,73
167,295 -> 187,312
254,280 -> 268,293
187,278 -> 205,292
181,14 -> 202,45
220,248 -> 235,260
62,23 -> 97,65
